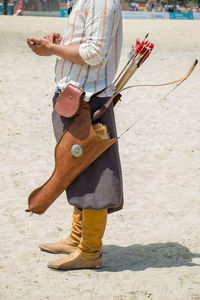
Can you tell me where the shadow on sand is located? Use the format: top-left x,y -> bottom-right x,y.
99,242 -> 200,272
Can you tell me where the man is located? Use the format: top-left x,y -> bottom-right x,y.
27,0 -> 123,270
2,0 -> 8,15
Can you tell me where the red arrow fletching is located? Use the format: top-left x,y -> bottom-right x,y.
132,39 -> 154,64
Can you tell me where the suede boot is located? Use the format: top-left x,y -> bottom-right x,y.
47,209 -> 107,270
39,207 -> 82,254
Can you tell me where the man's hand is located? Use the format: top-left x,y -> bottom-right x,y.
27,37 -> 86,65
44,32 -> 62,45
27,37 -> 53,56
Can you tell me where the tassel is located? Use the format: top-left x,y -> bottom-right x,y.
93,123 -> 109,139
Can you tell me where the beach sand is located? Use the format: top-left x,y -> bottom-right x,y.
0,15 -> 200,300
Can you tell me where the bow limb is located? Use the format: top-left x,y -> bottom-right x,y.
118,60 -> 198,139
92,59 -> 198,122
119,59 -> 198,93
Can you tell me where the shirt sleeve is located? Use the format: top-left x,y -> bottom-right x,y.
79,0 -> 118,66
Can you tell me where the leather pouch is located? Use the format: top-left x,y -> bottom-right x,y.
55,83 -> 85,118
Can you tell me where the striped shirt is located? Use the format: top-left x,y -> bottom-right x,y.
55,0 -> 123,101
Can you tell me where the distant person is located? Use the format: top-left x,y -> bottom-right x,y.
168,4 -> 174,12
130,2 -> 138,11
176,4 -> 180,12
42,0 -> 47,11
47,0 -> 53,10
164,4 -> 169,12
130,2 -> 135,11
36,0 -> 42,11
24,0 -> 29,11
2,0 -> 8,15
192,7 -> 197,13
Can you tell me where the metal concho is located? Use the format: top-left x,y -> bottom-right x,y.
71,144 -> 83,157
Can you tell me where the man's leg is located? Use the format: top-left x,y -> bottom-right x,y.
39,206 -> 82,254
47,209 -> 107,270
39,92 -> 75,254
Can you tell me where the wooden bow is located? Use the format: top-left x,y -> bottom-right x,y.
118,59 -> 198,139
119,58 -> 198,94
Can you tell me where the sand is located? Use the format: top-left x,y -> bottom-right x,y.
0,15 -> 200,300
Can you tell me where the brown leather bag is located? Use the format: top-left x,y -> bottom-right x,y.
55,84 -> 85,118
27,85 -> 117,215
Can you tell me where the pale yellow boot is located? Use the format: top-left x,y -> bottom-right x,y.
47,209 -> 107,270
39,207 -> 82,254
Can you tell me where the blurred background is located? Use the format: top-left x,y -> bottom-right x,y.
0,0 -> 199,16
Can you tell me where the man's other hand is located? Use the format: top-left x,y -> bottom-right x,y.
27,38 -> 53,56
44,32 -> 62,45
